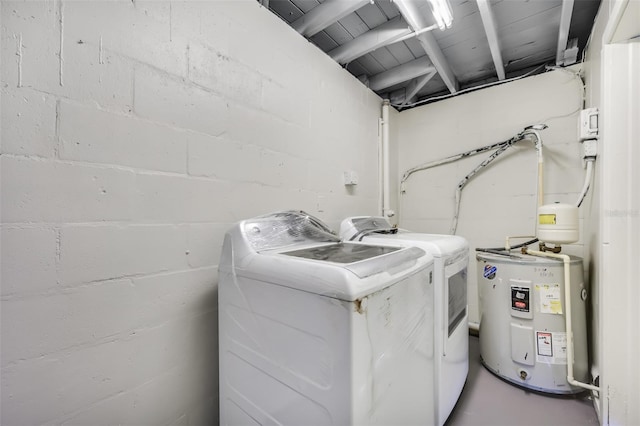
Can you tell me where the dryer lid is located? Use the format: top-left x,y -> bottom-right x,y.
340,216 -> 468,258
374,232 -> 468,258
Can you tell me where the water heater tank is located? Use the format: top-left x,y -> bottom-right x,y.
537,203 -> 579,244
477,252 -> 589,394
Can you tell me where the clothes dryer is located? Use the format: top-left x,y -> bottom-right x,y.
340,216 -> 469,426
219,211 -> 436,426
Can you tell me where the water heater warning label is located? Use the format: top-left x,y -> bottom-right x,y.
537,332 -> 553,356
536,284 -> 562,314
511,286 -> 530,312
536,331 -> 567,364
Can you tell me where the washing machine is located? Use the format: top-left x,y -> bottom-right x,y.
218,211 -> 437,426
340,216 -> 469,426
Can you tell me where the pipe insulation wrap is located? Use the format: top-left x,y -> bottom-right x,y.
400,135 -> 524,190
400,125 -> 546,235
450,143 -> 513,234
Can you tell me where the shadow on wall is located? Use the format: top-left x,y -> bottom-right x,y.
186,283 -> 219,424
585,259 -> 597,381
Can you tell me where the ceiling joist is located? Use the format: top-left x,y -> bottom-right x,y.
264,0 -> 601,108
291,0 -> 371,38
556,0 -> 575,65
369,57 -> 435,91
329,16 -> 412,64
393,0 -> 459,94
415,32 -> 459,93
401,70 -> 437,106
476,0 -> 506,80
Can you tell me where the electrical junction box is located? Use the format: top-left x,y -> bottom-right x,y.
579,108 -> 599,140
582,139 -> 597,158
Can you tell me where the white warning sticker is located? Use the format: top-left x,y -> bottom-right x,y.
536,331 -> 567,364
536,284 -> 563,314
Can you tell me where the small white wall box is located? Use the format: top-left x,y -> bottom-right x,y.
580,108 -> 599,140
343,170 -> 359,185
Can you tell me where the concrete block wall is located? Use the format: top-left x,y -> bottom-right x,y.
1,1 -> 382,424
395,69 -> 589,325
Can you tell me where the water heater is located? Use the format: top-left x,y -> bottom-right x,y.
477,252 -> 589,394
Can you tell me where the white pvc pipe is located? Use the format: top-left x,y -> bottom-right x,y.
382,100 -> 394,218
525,249 -> 600,393
378,117 -> 384,217
538,160 -> 544,207
523,129 -> 545,207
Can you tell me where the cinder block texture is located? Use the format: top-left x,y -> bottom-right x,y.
0,0 -> 382,425
1,87 -> 57,157
2,156 -> 136,223
1,226 -> 58,297
58,101 -> 188,173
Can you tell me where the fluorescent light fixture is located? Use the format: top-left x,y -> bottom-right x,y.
427,0 -> 453,30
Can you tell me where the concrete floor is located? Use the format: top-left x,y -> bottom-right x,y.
446,336 -> 599,426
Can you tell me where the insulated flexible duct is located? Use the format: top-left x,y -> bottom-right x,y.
401,125 -> 547,234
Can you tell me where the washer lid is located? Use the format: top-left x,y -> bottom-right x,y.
279,243 -> 427,280
282,243 -> 399,264
233,243 -> 429,300
243,210 -> 339,252
221,211 -> 433,300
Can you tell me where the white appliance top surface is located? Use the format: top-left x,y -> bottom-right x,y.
244,210 -> 339,252
223,211 -> 433,301
341,216 -> 468,258
282,243 -> 400,264
371,232 -> 467,257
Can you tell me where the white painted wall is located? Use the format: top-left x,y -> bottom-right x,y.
395,69 -> 588,325
0,1 -> 382,424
